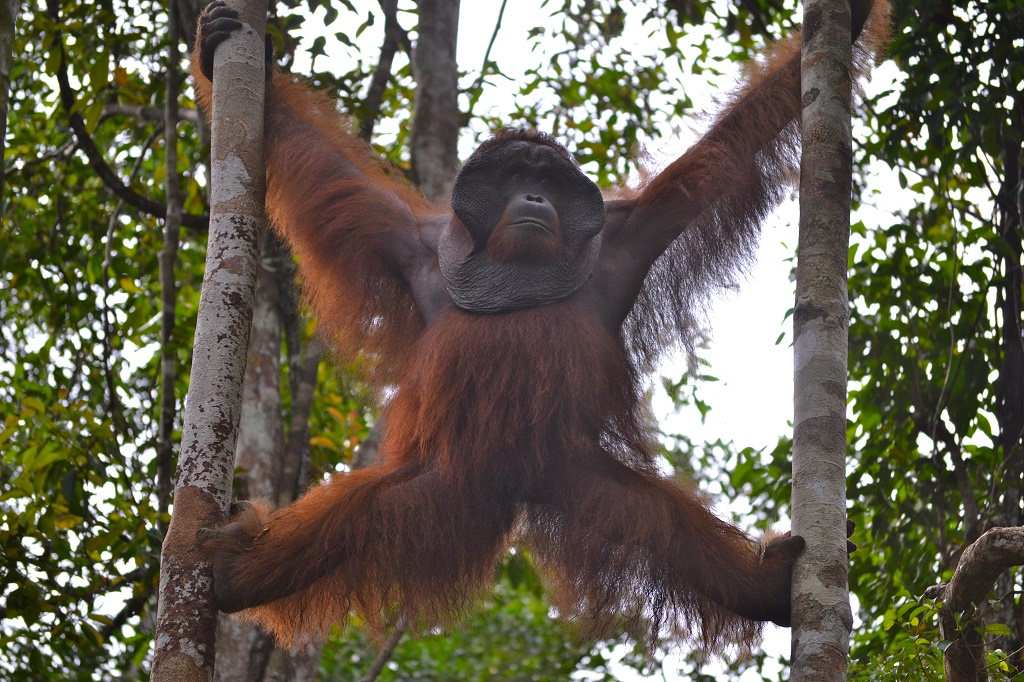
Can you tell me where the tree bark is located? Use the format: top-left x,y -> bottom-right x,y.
927,527 -> 1024,682
0,0 -> 18,215
213,240 -> 283,681
991,107 -> 1024,676
790,0 -> 855,679
278,334 -> 322,507
152,0 -> 267,678
157,0 -> 184,535
233,247 -> 285,503
410,0 -> 460,201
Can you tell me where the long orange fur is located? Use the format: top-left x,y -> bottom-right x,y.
190,0 -> 889,652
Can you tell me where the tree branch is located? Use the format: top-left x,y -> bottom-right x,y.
281,335 -> 323,504
379,0 -> 412,53
359,619 -> 407,682
100,592 -> 148,640
0,0 -> 18,215
101,103 -> 200,124
464,0 -> 508,119
48,9 -> 208,230
913,412 -> 981,543
928,527 -> 1024,608
358,0 -> 402,140
926,527 -> 1024,682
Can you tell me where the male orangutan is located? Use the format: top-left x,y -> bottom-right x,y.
193,0 -> 887,651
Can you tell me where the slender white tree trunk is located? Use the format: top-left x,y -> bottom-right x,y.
790,0 -> 855,679
152,0 -> 267,678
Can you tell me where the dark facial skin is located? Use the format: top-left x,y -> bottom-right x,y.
432,135 -> 607,317
486,192 -> 563,264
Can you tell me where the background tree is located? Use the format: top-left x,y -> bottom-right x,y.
0,0 -> 17,210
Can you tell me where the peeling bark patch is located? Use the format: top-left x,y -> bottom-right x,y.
218,253 -> 249,278
212,152 -> 250,203
809,643 -> 850,676
791,592 -> 825,629
802,87 -> 821,108
804,6 -> 822,41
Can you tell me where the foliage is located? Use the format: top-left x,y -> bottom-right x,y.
844,592 -> 945,682
845,0 -> 1024,672
320,555 -> 643,682
1,0 -> 203,676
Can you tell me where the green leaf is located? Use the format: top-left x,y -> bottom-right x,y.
985,623 -> 1013,637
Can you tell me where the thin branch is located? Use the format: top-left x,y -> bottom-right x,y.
914,412 -> 980,542
17,138 -> 75,170
283,335 -> 324,504
359,619 -> 407,682
101,103 -> 200,124
359,0 -> 402,140
379,0 -> 412,53
100,592 -> 148,640
156,1 -> 184,532
976,146 -> 1015,218
48,3 -> 208,230
463,0 -> 508,119
930,197 -> 960,437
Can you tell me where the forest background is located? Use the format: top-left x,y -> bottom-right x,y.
0,0 -> 1021,680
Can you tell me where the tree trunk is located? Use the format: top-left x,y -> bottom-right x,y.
157,0 -> 183,536
0,0 -> 18,214
410,0 -> 460,201
152,0 -> 267,678
790,0 -> 855,679
990,113 -> 1024,676
234,246 -> 285,503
